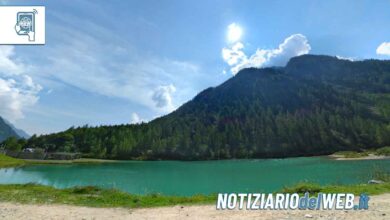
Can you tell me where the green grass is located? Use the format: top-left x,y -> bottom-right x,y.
0,154 -> 25,168
0,184 -> 215,208
0,154 -> 120,168
282,182 -> 390,195
0,181 -> 389,208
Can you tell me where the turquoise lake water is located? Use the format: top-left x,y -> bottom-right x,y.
0,157 -> 389,196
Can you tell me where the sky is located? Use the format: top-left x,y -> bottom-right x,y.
0,0 -> 389,135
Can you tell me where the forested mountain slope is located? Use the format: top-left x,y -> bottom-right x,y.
10,55 -> 390,160
0,117 -> 19,143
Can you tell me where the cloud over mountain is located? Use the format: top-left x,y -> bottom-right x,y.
130,112 -> 144,124
152,84 -> 176,111
222,34 -> 311,74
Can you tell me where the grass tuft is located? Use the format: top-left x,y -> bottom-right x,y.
71,186 -> 102,194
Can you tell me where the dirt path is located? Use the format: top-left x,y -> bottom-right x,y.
1,194 -> 389,220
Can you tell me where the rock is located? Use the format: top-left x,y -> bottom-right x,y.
304,214 -> 313,218
368,179 -> 384,184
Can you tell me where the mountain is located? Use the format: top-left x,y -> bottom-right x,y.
3,119 -> 30,139
0,117 -> 20,143
14,55 -> 390,160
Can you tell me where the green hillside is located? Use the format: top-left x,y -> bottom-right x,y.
4,55 -> 390,160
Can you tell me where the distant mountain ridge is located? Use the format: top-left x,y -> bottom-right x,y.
3,119 -> 30,139
10,55 -> 390,160
0,117 -> 20,142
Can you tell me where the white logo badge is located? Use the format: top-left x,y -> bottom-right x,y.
0,6 -> 45,45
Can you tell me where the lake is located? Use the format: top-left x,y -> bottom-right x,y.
0,157 -> 389,196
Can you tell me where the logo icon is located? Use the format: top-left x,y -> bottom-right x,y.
15,9 -> 37,41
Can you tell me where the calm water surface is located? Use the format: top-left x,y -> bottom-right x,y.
1,157 -> 389,195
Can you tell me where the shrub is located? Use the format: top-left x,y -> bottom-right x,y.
376,147 -> 390,156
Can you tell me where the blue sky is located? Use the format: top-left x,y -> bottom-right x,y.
0,0 -> 389,135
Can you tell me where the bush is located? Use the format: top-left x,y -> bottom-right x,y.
376,147 -> 390,156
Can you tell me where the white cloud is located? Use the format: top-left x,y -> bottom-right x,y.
376,42 -> 390,56
336,55 -> 354,61
0,46 -> 41,121
152,84 -> 176,111
0,46 -> 24,75
222,42 -> 246,66
130,112 -> 143,124
222,34 -> 311,74
29,21 -> 201,115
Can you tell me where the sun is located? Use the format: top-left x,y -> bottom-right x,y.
227,23 -> 242,43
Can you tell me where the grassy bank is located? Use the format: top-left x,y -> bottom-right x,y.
282,182 -> 390,195
0,154 -> 25,168
0,154 -> 120,168
332,147 -> 390,159
24,158 -> 121,165
0,182 -> 389,208
0,184 -> 215,208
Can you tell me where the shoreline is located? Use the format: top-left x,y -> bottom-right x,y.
1,194 -> 389,219
2,152 -> 390,168
0,154 -> 122,168
25,155 -> 390,164
328,154 -> 390,161
23,158 -> 122,165
1,155 -> 389,169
